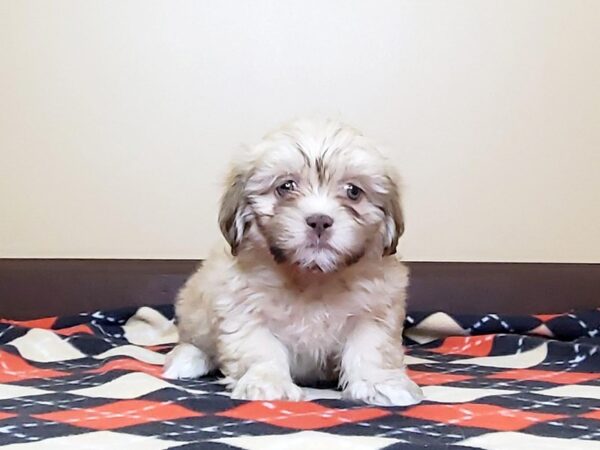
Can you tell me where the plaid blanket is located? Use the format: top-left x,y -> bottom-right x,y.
0,306 -> 599,449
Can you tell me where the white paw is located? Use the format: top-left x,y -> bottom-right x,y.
231,367 -> 304,401
163,343 -> 213,379
344,373 -> 423,407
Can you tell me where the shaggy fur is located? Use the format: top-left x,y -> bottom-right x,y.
163,118 -> 423,406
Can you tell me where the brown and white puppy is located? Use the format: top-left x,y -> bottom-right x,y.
163,118 -> 423,406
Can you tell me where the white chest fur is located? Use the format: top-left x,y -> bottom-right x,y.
244,274 -> 382,381
261,288 -> 359,349
201,251 -> 408,383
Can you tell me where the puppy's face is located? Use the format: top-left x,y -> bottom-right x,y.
219,119 -> 404,273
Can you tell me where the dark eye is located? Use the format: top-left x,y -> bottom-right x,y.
276,180 -> 297,196
345,183 -> 363,201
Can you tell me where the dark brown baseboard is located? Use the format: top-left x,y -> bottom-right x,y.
0,259 -> 598,319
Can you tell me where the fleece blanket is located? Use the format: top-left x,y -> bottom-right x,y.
0,306 -> 599,449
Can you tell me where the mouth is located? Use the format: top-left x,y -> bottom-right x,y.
293,261 -> 335,274
307,241 -> 332,252
299,247 -> 342,273
268,240 -> 342,273
305,235 -> 333,251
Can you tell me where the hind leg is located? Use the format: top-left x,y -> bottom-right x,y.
163,343 -> 214,379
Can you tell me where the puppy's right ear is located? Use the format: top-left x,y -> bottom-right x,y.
382,176 -> 405,256
218,169 -> 250,256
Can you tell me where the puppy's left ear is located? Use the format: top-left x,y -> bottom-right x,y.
382,178 -> 405,256
218,168 -> 251,256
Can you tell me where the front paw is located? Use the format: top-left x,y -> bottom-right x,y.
163,343 -> 213,380
344,373 -> 423,407
231,368 -> 303,401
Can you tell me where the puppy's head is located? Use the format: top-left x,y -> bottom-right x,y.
219,118 -> 404,273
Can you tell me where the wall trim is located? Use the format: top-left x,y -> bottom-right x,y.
0,259 -> 598,319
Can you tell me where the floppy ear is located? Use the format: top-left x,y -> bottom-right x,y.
218,169 -> 251,256
382,178 -> 405,256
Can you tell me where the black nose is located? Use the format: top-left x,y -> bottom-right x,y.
305,214 -> 334,237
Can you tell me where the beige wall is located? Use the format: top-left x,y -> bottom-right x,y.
1,0 -> 599,262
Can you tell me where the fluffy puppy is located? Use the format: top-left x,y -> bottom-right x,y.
163,118 -> 423,406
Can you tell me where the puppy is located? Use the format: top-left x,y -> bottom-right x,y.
163,118 -> 423,406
